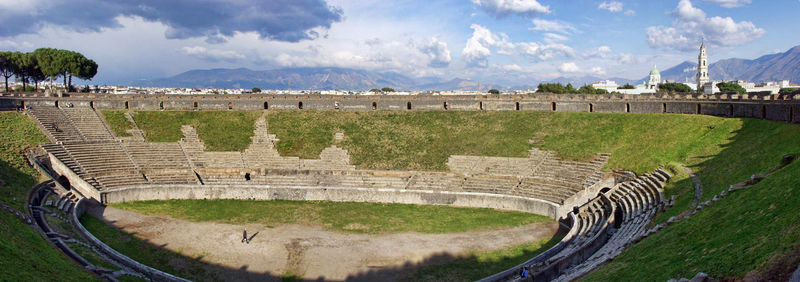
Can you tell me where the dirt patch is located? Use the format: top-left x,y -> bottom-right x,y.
89,206 -> 557,281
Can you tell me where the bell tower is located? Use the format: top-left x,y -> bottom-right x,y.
696,39 -> 709,92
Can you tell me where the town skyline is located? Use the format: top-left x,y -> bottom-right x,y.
0,0 -> 798,86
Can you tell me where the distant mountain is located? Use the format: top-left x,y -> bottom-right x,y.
646,45 -> 800,83
411,78 -> 507,91
133,67 -> 418,90
544,76 -> 638,86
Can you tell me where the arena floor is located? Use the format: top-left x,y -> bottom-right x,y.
89,206 -> 557,281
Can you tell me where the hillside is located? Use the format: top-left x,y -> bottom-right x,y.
649,45 -> 800,83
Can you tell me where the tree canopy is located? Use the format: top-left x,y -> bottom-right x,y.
488,89 -> 500,94
657,82 -> 693,94
0,48 -> 100,92
380,87 -> 395,92
716,82 -> 747,94
619,83 -> 635,89
251,87 -> 261,93
535,83 -> 607,94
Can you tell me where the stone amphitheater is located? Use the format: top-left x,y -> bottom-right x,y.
5,91 -> 799,281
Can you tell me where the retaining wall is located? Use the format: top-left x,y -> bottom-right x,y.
101,184 -> 562,219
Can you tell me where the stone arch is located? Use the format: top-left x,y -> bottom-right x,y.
761,105 -> 766,119
193,101 -> 198,110
515,102 -> 520,111
589,103 -> 593,113
90,101 -> 95,109
54,100 -> 59,108
406,101 -> 412,110
728,104 -> 734,117
227,101 -> 233,110
625,103 -> 630,113
57,175 -> 71,189
124,101 -> 129,110
696,104 -> 701,114
479,101 -> 484,110
443,101 -> 448,110
263,101 -> 269,110
159,101 -> 164,110
298,101 -> 304,110
372,102 -> 377,110
551,102 -> 556,112
662,103 -> 667,113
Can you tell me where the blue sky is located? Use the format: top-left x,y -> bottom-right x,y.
0,0 -> 797,86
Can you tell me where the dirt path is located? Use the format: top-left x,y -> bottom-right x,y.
90,206 -> 557,281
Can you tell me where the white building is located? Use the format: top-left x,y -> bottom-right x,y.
591,80 -> 619,92
697,40 -> 710,92
647,65 -> 661,90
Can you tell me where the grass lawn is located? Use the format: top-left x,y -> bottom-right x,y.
111,199 -> 551,234
0,112 -> 97,281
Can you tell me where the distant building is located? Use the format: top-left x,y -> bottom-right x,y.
647,64 -> 661,90
591,80 -> 618,92
697,40 -> 710,92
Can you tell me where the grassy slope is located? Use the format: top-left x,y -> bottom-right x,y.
111,199 -> 551,234
0,112 -> 97,281
129,110 -> 261,151
586,118 -> 800,280
100,110 -> 133,137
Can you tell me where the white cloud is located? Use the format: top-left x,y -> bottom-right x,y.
624,9 -> 636,16
543,33 -> 569,43
559,62 -> 579,73
590,67 -> 606,76
463,24 -> 574,68
419,37 -> 452,68
531,19 -> 576,34
503,64 -> 523,71
582,46 -> 612,58
180,46 -> 245,62
705,0 -> 752,8
598,1 -> 623,12
646,0 -> 765,51
472,0 -> 550,18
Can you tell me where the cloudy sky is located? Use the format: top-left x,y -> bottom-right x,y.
0,0 -> 796,85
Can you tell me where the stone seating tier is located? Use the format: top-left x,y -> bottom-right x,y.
28,107 -> 84,142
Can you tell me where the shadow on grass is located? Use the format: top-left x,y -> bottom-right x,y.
81,202 -> 564,282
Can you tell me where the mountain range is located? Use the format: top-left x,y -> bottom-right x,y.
133,45 -> 800,90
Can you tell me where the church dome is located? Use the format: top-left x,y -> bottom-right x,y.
649,66 -> 660,76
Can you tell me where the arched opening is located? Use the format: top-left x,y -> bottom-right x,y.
479,101 -> 484,110
696,104 -> 701,114
625,103 -> 630,113
227,101 -> 233,110
662,103 -> 667,113
298,101 -> 304,109
761,105 -> 767,119
372,102 -> 377,110
589,103 -> 594,113
728,104 -> 734,117
244,173 -> 251,181
614,204 -> 623,228
598,187 -> 611,195
89,101 -> 95,109
443,101 -> 448,110
124,101 -> 129,110
515,102 -> 520,111
54,100 -> 59,108
193,101 -> 198,110
551,102 -> 556,112
159,101 -> 164,110
263,101 -> 269,110
406,102 -> 412,110
57,175 -> 71,189
20,101 -> 24,109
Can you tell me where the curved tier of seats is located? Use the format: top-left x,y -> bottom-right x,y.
482,169 -> 670,282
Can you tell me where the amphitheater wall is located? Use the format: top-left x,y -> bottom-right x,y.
555,102 -> 590,112
734,103 -> 763,119
699,103 -> 732,117
766,104 -> 792,122
517,101 -> 551,112
48,153 -> 101,200
101,185 -> 563,219
793,104 -> 800,123
629,102 -> 664,113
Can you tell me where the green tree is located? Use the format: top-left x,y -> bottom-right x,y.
32,48 -> 63,89
716,82 -> 747,94
619,83 -> 635,89
251,87 -> 261,93
779,88 -> 799,95
381,87 -> 395,92
578,85 -> 608,94
0,51 -> 17,92
536,83 -> 568,94
488,89 -> 500,94
657,82 -> 693,94
369,88 -> 381,92
565,83 -> 576,93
